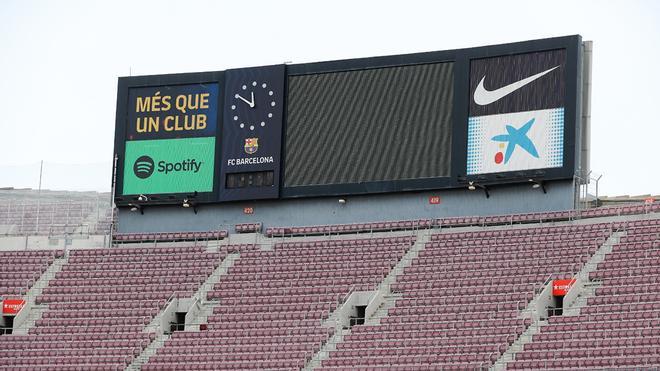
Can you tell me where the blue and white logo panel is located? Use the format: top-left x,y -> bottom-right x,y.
467,108 -> 564,175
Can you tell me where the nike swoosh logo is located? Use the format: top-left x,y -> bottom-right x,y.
473,65 -> 560,106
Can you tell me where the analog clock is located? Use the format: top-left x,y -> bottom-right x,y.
231,81 -> 277,132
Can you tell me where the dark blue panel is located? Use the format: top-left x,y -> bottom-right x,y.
219,65 -> 285,201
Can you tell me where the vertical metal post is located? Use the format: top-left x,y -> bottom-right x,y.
594,174 -> 602,207
109,154 -> 118,247
573,174 -> 581,212
36,160 -> 43,234
586,170 -> 592,210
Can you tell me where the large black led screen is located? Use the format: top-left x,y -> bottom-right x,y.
285,62 -> 454,187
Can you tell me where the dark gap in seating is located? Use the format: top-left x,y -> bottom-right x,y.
170,312 -> 186,333
548,296 -> 564,317
350,305 -> 367,327
1,316 -> 14,335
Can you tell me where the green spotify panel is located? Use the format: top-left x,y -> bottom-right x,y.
122,137 -> 215,195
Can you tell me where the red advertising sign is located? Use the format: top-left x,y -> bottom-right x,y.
2,299 -> 25,316
243,207 -> 254,215
429,196 -> 441,205
552,279 -> 575,296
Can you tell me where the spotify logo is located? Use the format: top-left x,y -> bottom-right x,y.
133,156 -> 155,179
123,137 -> 215,194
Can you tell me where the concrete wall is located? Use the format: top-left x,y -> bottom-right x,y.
117,180 -> 575,233
0,235 -> 108,251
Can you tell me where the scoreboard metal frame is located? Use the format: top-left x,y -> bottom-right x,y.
113,35 -> 583,206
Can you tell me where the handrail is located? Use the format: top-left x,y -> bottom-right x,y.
162,292 -> 176,309
339,285 -> 356,305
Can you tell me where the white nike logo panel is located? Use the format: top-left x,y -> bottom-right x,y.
473,65 -> 560,106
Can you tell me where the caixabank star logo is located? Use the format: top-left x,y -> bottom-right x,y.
491,118 -> 539,165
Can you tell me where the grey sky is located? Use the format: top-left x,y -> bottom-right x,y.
0,0 -> 658,196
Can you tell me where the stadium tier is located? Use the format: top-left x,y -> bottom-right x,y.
1,245 -> 224,370
144,236 -> 414,370
318,223 -> 611,369
0,205 -> 658,370
0,190 -> 112,237
508,218 -> 660,369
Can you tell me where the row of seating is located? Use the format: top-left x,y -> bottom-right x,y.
113,231 -> 228,243
265,202 -> 658,237
112,230 -> 227,243
234,222 -> 262,233
439,202 -> 659,228
266,219 -> 432,236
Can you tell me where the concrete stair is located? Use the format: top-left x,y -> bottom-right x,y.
493,280 -> 552,371
192,252 -> 240,302
143,295 -> 177,334
303,328 -> 351,370
379,230 -> 430,293
361,230 -> 429,326
364,293 -> 401,326
563,282 -> 601,316
13,253 -> 69,335
126,333 -> 170,371
562,230 -> 625,316
491,319 -> 546,371
184,252 -> 240,331
186,300 -> 217,331
143,252 -> 240,335
12,304 -> 48,335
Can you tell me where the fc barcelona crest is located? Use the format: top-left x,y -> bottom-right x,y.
244,138 -> 259,155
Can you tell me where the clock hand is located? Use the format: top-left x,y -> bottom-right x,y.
235,93 -> 254,107
249,91 -> 255,108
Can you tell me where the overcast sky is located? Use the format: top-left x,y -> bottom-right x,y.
0,0 -> 658,196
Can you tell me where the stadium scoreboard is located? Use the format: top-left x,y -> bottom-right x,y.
113,35 -> 584,205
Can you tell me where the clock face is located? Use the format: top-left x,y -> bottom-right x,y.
230,81 -> 277,132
